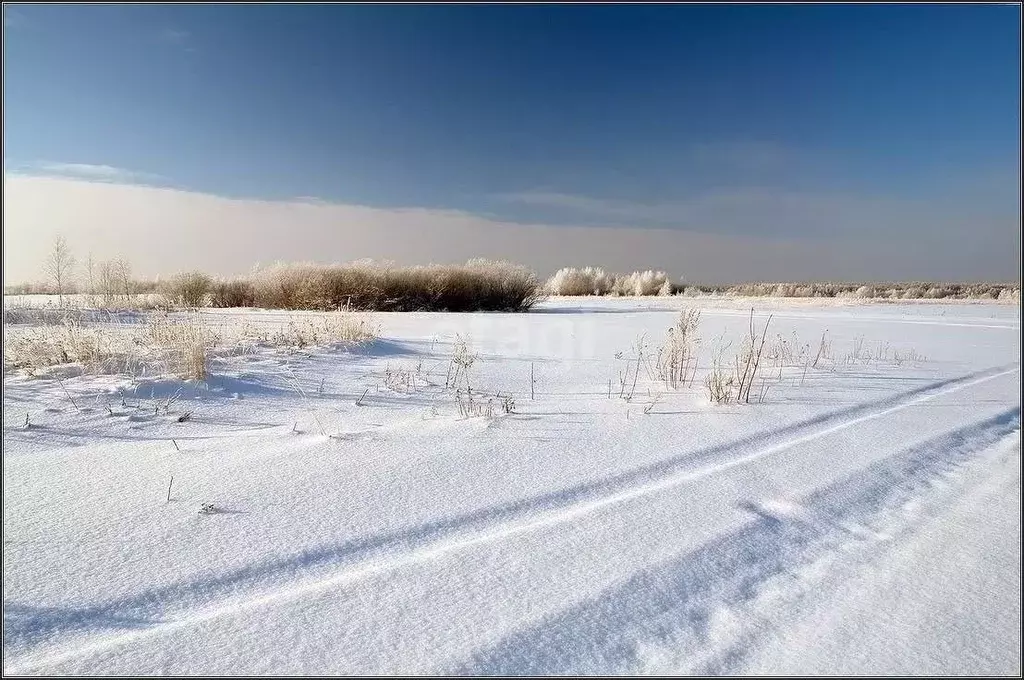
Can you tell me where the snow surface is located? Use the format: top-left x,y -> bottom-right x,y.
3,297 -> 1021,675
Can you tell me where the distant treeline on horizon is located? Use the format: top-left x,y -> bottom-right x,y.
3,257 -> 1020,312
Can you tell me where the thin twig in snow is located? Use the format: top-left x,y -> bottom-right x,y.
54,375 -> 80,412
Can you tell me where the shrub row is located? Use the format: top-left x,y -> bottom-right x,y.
8,261 -> 1019,308
200,260 -> 540,312
542,268 -> 1020,301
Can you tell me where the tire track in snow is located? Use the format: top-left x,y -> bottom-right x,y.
455,409 -> 1022,676
5,364 -> 1020,674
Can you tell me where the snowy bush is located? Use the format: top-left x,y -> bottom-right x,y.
855,285 -> 875,298
210,279 -> 256,308
611,270 -> 671,296
162,272 -> 212,308
998,288 -> 1020,302
545,267 -> 614,295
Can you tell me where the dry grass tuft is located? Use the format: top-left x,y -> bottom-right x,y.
147,312 -> 218,380
702,310 -> 773,404
655,308 -> 701,389
264,314 -> 379,349
3,317 -> 124,373
704,361 -> 736,404
4,307 -> 379,381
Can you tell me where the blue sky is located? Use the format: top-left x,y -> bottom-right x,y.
2,4 -> 1021,281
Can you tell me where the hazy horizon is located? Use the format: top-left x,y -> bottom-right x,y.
3,173 -> 1021,286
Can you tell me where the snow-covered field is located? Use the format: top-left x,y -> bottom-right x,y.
3,297 -> 1021,675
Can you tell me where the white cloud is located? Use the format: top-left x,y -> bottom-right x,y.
499,183 -> 1020,246
29,162 -> 163,184
3,175 -> 1018,286
497,191 -> 640,217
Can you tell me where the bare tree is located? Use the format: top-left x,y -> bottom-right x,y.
84,252 -> 97,306
97,260 -> 117,307
44,236 -> 76,307
113,258 -> 134,306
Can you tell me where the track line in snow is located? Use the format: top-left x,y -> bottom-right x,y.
457,410 -> 1022,676
5,364 -> 1020,674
